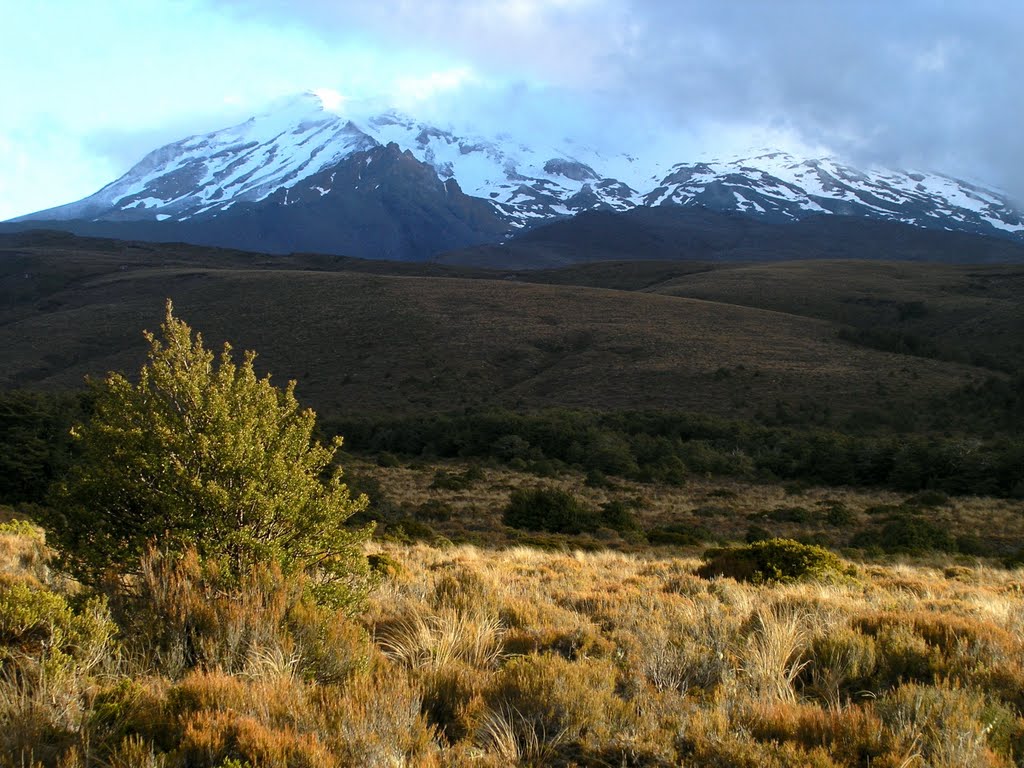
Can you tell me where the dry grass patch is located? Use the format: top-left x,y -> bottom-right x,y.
5,522 -> 1024,766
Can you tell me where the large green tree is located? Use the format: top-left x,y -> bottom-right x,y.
47,302 -> 373,609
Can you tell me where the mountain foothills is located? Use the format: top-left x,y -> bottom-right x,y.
2,231 -> 1021,425
6,91 -> 1024,262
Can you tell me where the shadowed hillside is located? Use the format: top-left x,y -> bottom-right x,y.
0,233 -> 999,424
439,206 -> 1024,268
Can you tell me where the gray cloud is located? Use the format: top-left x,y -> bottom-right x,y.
212,1 -> 1024,200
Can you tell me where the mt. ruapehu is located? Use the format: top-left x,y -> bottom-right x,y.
6,91 -> 1023,262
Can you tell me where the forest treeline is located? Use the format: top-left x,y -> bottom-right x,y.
3,368 -> 1023,507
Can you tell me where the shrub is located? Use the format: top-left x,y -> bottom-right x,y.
0,581 -> 115,677
698,539 -> 849,584
598,500 -> 639,532
768,506 -> 815,523
822,503 -> 856,527
851,514 -> 957,554
384,517 -> 437,544
414,499 -> 454,522
647,524 -> 709,547
44,302 -> 373,609
375,452 -> 401,468
430,468 -> 479,491
583,468 -> 610,488
503,487 -> 595,534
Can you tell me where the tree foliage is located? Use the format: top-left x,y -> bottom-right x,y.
46,302 -> 372,609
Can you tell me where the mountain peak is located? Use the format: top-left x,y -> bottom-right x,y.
257,90 -> 341,120
10,91 -> 1024,249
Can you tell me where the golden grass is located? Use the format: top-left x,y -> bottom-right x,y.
4,518 -> 1024,766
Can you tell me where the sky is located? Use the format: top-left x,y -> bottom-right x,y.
2,0 -> 1021,220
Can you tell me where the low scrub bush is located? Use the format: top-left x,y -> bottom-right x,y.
698,539 -> 849,584
503,487 -> 595,534
430,466 -> 483,491
821,502 -> 856,527
851,513 -> 958,554
597,499 -> 640,532
768,506 -> 815,523
647,524 -> 710,547
0,581 -> 115,677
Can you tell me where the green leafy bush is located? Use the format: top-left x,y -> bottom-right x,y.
0,581 -> 115,676
598,499 -> 639,532
851,514 -> 957,554
647,524 -> 709,547
697,538 -> 849,584
44,302 -> 373,609
503,487 -> 595,534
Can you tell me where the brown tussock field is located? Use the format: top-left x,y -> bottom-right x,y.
4,509 -> 1024,767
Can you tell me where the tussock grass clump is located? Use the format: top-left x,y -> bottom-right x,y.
6,519 -> 1024,766
121,547 -> 371,683
377,608 -> 505,672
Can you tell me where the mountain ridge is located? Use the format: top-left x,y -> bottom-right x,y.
9,91 -> 1024,261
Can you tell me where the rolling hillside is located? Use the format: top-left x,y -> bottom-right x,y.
0,232 -> 1011,426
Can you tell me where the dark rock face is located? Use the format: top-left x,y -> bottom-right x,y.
543,158 -> 599,182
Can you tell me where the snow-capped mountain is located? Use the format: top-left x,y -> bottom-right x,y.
10,91 -> 1024,260
19,92 -> 643,230
645,153 -> 1023,239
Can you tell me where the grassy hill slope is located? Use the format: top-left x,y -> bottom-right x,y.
0,233 -> 996,424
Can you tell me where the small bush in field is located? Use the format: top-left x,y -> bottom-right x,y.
45,303 -> 372,610
852,513 -> 957,554
0,581 -> 114,676
431,468 -> 481,491
375,452 -> 401,468
598,500 -> 639,532
503,487 -> 595,534
647,524 -> 709,547
767,506 -> 814,523
415,499 -> 454,521
698,538 -> 849,584
822,502 -> 856,527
